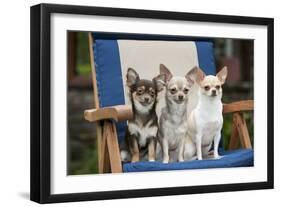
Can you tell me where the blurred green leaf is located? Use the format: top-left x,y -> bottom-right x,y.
77,63 -> 91,76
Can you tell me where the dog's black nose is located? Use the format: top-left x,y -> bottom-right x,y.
178,95 -> 183,100
211,90 -> 216,96
144,97 -> 149,102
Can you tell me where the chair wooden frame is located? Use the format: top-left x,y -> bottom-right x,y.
84,32 -> 254,173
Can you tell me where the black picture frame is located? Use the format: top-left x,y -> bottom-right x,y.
30,3 -> 274,203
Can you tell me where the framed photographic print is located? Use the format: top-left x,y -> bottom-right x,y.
30,3 -> 274,203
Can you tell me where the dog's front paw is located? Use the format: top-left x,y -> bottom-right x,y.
197,156 -> 202,160
163,155 -> 169,163
213,151 -> 220,159
163,158 -> 169,164
178,158 -> 184,162
213,154 -> 222,159
131,156 -> 139,163
149,159 -> 155,162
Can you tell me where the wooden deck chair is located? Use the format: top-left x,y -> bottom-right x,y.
84,32 -> 254,173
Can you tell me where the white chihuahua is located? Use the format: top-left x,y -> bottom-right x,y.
184,66 -> 228,160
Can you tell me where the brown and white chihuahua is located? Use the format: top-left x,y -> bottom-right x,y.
122,68 -> 165,162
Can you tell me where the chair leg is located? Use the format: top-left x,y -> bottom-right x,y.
97,121 -> 104,173
100,122 -> 111,173
233,112 -> 252,149
105,121 -> 122,173
228,116 -> 240,150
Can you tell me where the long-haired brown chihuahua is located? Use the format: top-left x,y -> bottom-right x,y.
122,68 -> 165,162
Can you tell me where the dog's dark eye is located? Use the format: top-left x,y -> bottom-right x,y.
183,88 -> 189,94
137,89 -> 144,95
215,85 -> 221,90
204,86 -> 210,91
150,91 -> 155,96
170,88 -> 177,94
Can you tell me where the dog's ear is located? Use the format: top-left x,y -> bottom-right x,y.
216,66 -> 228,84
160,64 -> 172,82
185,66 -> 198,87
126,68 -> 140,87
153,74 -> 166,92
196,67 -> 206,83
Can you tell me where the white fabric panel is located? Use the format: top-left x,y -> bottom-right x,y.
117,40 -> 199,117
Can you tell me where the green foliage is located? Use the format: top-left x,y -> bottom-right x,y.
67,89 -> 99,175
77,32 -> 90,64
77,63 -> 91,76
76,32 -> 92,76
222,113 -> 233,149
69,141 -> 99,175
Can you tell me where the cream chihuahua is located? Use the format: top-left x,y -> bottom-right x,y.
158,64 -> 197,163
184,66 -> 228,160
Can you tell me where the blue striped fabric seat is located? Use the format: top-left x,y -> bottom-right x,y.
90,32 -> 253,172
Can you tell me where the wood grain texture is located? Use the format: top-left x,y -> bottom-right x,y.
223,100 -> 254,113
228,115 -> 240,150
88,33 -> 104,174
100,121 -> 111,173
88,33 -> 99,109
106,121 -> 122,173
84,105 -> 133,122
233,112 -> 252,149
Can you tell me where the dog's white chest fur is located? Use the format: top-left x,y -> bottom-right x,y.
193,101 -> 223,144
185,98 -> 223,160
128,121 -> 157,147
201,120 -> 222,146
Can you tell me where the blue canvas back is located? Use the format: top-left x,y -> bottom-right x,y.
90,32 -> 216,143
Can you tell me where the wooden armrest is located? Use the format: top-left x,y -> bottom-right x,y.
223,100 -> 253,113
84,105 -> 133,122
